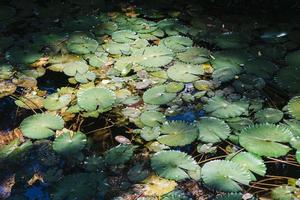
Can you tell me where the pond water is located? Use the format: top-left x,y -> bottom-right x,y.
1,0 -> 300,199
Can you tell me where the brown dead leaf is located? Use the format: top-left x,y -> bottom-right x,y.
0,129 -> 24,147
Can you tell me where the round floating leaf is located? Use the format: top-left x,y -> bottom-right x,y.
5,48 -> 43,64
162,189 -> 192,200
103,41 -> 131,55
161,36 -> 193,52
53,131 -> 87,155
66,32 -> 99,54
286,50 -> 300,66
112,30 -> 138,43
255,108 -> 283,124
83,52 -> 108,68
62,61 -> 89,76
20,113 -> 64,139
177,47 -> 210,64
204,96 -> 249,119
211,58 -> 242,82
227,152 -> 266,177
233,74 -> 265,93
288,96 -> 300,120
52,173 -> 102,200
135,46 -> 174,68
140,111 -> 166,127
283,120 -> 300,138
127,163 -> 149,182
201,160 -> 251,192
275,66 -> 300,94
157,121 -> 198,146
197,117 -> 231,143
213,50 -> 252,65
77,87 -> 116,112
167,62 -> 204,82
143,85 -> 177,105
151,150 -> 201,181
214,193 -> 243,200
104,144 -> 135,165
271,185 -> 299,200
226,117 -> 253,131
166,82 -> 184,93
239,124 -> 292,157
140,126 -> 161,141
244,59 -> 278,79
43,93 -> 72,111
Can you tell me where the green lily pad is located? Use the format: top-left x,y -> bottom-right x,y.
197,117 -> 231,143
62,61 -> 89,77
161,36 -> 193,52
43,93 -> 72,111
275,66 -> 300,94
286,50 -> 300,66
157,121 -> 198,146
167,62 -> 204,82
254,108 -> 283,124
53,131 -> 87,155
112,30 -> 139,43
239,124 -> 292,157
151,150 -> 201,181
77,87 -> 116,112
204,96 -> 249,119
143,85 -> 177,105
271,185 -> 299,200
20,113 -> 64,139
103,41 -> 131,55
287,96 -> 300,120
244,58 -> 278,79
227,152 -> 267,177
66,32 -> 99,54
201,160 -> 251,192
135,46 -> 174,68
177,47 -> 210,64
104,144 -> 135,165
140,111 -> 166,127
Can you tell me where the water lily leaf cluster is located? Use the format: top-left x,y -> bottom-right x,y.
1,0 -> 300,199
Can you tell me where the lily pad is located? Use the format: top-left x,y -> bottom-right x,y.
20,113 -> 64,139
197,117 -> 231,143
177,47 -> 210,64
104,144 -> 135,165
161,36 -> 193,52
112,30 -> 139,43
140,111 -> 166,127
43,93 -> 72,111
204,96 -> 249,119
143,85 -> 177,105
151,150 -> 201,181
62,61 -> 89,77
77,87 -> 116,112
135,46 -> 174,68
167,62 -> 204,82
227,152 -> 267,177
201,160 -> 251,192
254,108 -> 283,124
287,96 -> 300,120
53,131 -> 87,155
239,124 -> 292,157
157,121 -> 198,146
66,32 -> 99,54
286,50 -> 300,66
